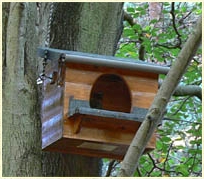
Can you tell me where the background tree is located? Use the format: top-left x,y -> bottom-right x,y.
2,2 -> 123,176
104,2 -> 202,177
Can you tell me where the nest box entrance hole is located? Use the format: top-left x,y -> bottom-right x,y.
90,74 -> 132,113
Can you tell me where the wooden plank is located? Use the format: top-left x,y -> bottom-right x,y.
124,75 -> 158,108
66,63 -> 159,79
41,60 -> 64,149
64,67 -> 158,111
124,75 -> 158,93
63,124 -> 137,145
63,119 -> 156,148
65,82 -> 91,100
44,134 -> 156,160
63,82 -> 92,123
65,68 -> 101,85
132,92 -> 156,108
43,138 -> 129,160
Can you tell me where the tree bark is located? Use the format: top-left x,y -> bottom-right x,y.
159,80 -> 202,100
118,15 -> 202,177
2,2 -> 124,176
3,3 -> 42,176
173,85 -> 202,100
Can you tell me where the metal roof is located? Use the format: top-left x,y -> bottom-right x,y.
37,47 -> 170,75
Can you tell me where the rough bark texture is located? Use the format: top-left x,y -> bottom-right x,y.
3,3 -> 42,176
2,2 -> 124,176
118,15 -> 202,177
51,2 -> 123,55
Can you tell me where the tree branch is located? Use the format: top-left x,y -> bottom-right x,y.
124,11 -> 135,26
123,11 -> 145,60
170,2 -> 182,49
163,117 -> 202,125
174,85 -> 202,100
105,160 -> 116,177
178,10 -> 192,24
159,80 -> 202,100
117,15 -> 202,177
163,142 -> 174,170
155,42 -> 181,49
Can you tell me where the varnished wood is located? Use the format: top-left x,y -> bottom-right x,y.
41,60 -> 64,149
41,59 -> 159,159
43,130 -> 156,160
66,63 -> 159,79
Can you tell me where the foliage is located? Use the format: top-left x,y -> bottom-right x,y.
103,2 -> 202,177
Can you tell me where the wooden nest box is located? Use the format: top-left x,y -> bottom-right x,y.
38,48 -> 169,160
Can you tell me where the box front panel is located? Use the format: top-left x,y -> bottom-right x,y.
61,65 -> 158,159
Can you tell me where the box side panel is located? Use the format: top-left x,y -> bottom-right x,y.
41,60 -> 64,148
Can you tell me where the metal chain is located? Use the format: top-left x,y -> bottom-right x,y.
37,2 -> 54,85
45,2 -> 54,47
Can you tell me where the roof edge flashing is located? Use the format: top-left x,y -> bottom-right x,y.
37,47 -> 170,75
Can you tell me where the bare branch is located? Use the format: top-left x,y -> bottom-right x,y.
174,85 -> 202,100
163,117 -> 202,125
159,80 -> 202,100
105,160 -> 116,177
123,11 -> 145,60
178,10 -> 192,24
163,142 -> 174,170
170,2 -> 182,49
124,11 -> 135,26
155,42 -> 181,49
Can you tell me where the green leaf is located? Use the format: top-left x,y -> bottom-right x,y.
168,159 -> 175,166
190,139 -> 202,145
123,28 -> 135,37
163,2 -> 170,6
140,9 -> 146,15
156,140 -> 163,150
193,165 -> 201,172
127,7 -> 135,13
176,165 -> 189,176
162,9 -> 169,14
195,9 -> 202,15
132,24 -> 142,31
181,6 -> 187,13
188,149 -> 197,154
136,7 -> 144,11
133,12 -> 140,18
150,19 -> 158,24
151,170 -> 161,177
144,25 -> 151,31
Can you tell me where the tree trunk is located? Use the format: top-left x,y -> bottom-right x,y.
2,2 -> 124,176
